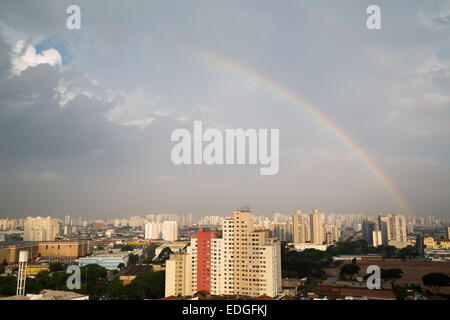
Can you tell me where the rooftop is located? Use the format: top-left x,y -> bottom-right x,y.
0,290 -> 88,300
122,264 -> 153,276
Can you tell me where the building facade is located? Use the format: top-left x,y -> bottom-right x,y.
310,210 -> 325,245
293,210 -> 309,244
0,241 -> 87,265
378,213 -> 407,245
165,209 -> 282,298
23,217 -> 60,241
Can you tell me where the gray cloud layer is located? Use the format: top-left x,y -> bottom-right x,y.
0,0 -> 449,219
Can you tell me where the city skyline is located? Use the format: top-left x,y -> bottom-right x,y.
1,208 -> 450,223
1,1 -> 450,219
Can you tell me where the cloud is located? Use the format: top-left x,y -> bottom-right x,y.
10,40 -> 62,77
104,89 -> 172,129
19,170 -> 62,182
420,4 -> 450,31
54,78 -> 97,107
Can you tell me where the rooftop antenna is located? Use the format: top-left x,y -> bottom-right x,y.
16,250 -> 28,296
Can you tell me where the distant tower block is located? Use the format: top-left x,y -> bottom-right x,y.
16,250 -> 28,296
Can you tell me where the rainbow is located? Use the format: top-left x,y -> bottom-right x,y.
193,48 -> 413,214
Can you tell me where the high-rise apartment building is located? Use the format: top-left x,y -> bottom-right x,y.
390,214 -> 407,243
362,218 -> 376,245
293,210 -> 309,244
129,216 -> 145,228
64,214 -> 72,226
310,209 -> 325,245
271,221 -> 293,242
378,214 -> 390,245
145,221 -> 178,241
165,253 -> 192,297
372,229 -> 383,247
324,224 -> 339,244
188,228 -> 223,295
144,222 -> 162,240
165,209 -> 281,298
162,221 -> 178,241
23,216 -> 60,241
378,213 -> 407,245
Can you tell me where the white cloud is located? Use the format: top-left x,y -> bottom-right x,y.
104,89 -> 171,129
54,77 -> 188,128
419,4 -> 450,31
10,40 -> 62,77
19,170 -> 62,182
54,78 -> 96,108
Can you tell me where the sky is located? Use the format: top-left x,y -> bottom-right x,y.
0,0 -> 449,219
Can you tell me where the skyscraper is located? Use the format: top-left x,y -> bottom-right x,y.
310,209 -> 324,245
324,224 -> 339,244
64,214 -> 72,226
362,218 -> 376,245
162,221 -> 178,241
165,209 -> 282,298
188,228 -> 223,295
23,216 -> 59,241
416,233 -> 425,257
372,229 -> 383,247
272,221 -> 293,242
165,253 -> 192,297
144,222 -> 162,240
293,210 -> 308,244
378,213 -> 407,245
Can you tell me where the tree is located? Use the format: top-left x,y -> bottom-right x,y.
393,285 -> 409,300
128,253 -> 139,266
124,278 -> 145,300
282,270 -> 299,278
339,264 -> 360,281
0,276 -> 16,296
121,245 -> 134,252
79,264 -> 109,299
0,259 -> 7,274
300,276 -> 319,293
117,263 -> 125,270
381,268 -> 403,287
325,245 -> 339,257
388,268 -> 403,286
107,277 -> 125,299
282,248 -> 332,280
142,256 -> 154,264
397,245 -> 418,260
422,273 -> 450,294
50,262 -> 65,272
130,271 -> 165,299
332,260 -> 343,267
153,247 -> 172,265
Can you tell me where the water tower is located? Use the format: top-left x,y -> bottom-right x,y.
16,250 -> 28,296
